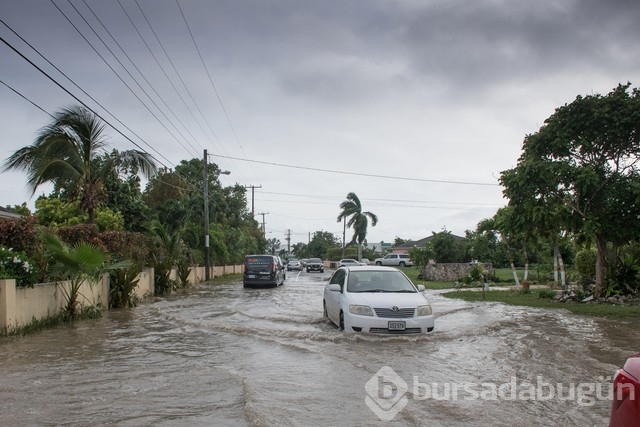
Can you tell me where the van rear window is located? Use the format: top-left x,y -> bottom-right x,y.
245,256 -> 272,266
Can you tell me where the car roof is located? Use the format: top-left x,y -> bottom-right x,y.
340,265 -> 399,272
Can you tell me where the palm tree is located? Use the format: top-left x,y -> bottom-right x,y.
337,192 -> 378,261
43,233 -> 131,319
2,105 -> 157,223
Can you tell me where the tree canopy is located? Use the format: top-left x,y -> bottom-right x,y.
500,83 -> 640,294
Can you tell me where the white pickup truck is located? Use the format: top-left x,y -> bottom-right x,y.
373,254 -> 414,267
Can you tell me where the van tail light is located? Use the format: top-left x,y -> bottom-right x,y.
612,368 -> 639,410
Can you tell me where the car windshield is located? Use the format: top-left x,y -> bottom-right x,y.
346,270 -> 417,293
309,258 -> 322,263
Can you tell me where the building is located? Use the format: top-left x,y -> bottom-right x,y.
0,206 -> 22,219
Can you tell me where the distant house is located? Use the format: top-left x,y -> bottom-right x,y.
391,234 -> 465,255
0,206 -> 22,219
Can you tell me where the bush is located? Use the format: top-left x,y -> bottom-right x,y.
574,248 -> 597,284
0,246 -> 38,287
537,289 -> 557,300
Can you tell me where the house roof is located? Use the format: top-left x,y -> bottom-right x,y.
0,206 -> 22,219
394,233 -> 465,249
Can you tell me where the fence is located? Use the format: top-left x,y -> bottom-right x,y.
0,264 -> 243,335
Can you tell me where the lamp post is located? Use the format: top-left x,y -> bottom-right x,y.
204,149 -> 230,282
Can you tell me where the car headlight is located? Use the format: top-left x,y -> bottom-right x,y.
349,305 -> 374,316
416,305 -> 432,316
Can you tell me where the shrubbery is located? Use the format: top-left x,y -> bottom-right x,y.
0,246 -> 38,286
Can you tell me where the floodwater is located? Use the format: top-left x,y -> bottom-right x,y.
1,270 -> 638,426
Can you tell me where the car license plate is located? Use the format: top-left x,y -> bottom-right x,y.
247,274 -> 255,279
388,321 -> 406,331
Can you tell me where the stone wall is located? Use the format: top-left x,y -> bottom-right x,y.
419,262 -> 493,282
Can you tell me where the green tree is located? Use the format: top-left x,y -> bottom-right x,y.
266,238 -> 281,255
337,192 -> 378,261
2,105 -> 157,224
501,83 -> 640,294
99,149 -> 150,232
428,229 -> 466,263
291,242 -> 307,258
307,231 -> 340,259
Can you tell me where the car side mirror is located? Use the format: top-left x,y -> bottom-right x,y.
329,284 -> 341,292
416,284 -> 425,291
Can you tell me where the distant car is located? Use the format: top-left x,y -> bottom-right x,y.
287,259 -> 302,271
243,255 -> 286,287
299,259 -> 308,268
374,253 -> 414,267
608,352 -> 640,427
339,258 -> 366,267
323,265 -> 434,334
306,258 -> 324,273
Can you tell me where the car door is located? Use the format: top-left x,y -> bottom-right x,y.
324,269 -> 345,323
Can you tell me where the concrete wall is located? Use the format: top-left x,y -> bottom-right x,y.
0,264 -> 243,334
0,276 -> 108,334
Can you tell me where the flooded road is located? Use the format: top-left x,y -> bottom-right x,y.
1,270 -> 638,426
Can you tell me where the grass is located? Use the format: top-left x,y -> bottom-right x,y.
442,289 -> 640,319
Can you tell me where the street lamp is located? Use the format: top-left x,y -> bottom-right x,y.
204,148 -> 230,282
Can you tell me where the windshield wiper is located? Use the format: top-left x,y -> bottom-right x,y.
395,290 -> 416,293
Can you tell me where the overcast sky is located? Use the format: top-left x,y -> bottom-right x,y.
1,0 -> 638,246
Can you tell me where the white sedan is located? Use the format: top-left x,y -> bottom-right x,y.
323,266 -> 435,334
338,258 -> 367,267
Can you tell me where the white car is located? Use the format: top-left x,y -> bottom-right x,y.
323,266 -> 434,334
374,253 -> 414,267
338,258 -> 367,267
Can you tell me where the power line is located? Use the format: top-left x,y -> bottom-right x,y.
175,0 -> 257,181
116,0 -> 217,153
258,190 -> 503,206
0,79 -> 54,119
0,17 -> 174,168
210,154 -> 500,186
79,0 -> 204,154
53,0 -> 199,159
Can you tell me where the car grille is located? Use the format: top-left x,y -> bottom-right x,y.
374,307 -> 415,318
370,328 -> 422,334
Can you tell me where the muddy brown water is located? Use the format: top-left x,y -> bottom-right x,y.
1,271 -> 637,426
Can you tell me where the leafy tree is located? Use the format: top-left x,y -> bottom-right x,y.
394,237 -> 408,246
501,83 -> 640,295
337,192 -> 378,261
266,238 -> 281,255
291,242 -> 307,258
2,105 -> 157,224
409,245 -> 435,271
99,150 -> 150,232
148,220 -> 185,295
428,229 -> 466,263
307,231 -> 340,259
5,203 -> 31,216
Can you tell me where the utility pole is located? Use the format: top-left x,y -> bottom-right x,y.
285,229 -> 291,255
342,216 -> 346,259
203,149 -> 230,282
258,212 -> 269,235
244,185 -> 262,217
203,149 -> 210,281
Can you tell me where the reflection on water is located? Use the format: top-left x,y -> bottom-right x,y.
0,275 -> 637,426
